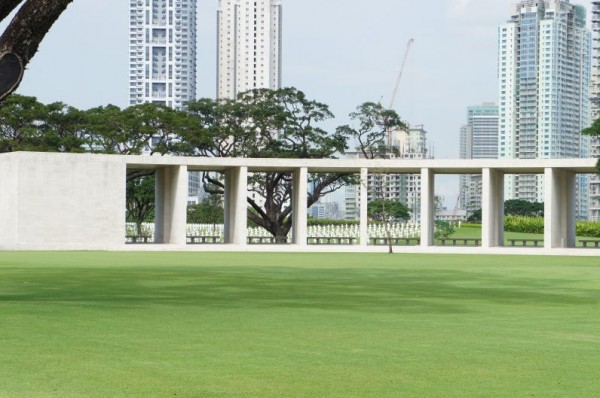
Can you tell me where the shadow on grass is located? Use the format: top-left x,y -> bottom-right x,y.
1,265 -> 598,315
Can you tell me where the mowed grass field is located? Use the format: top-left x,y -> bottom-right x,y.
1,252 -> 599,397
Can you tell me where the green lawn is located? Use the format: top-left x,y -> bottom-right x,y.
1,252 -> 599,397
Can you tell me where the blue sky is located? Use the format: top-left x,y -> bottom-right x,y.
8,0 -> 597,203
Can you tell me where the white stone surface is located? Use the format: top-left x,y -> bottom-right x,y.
0,152 -> 125,250
0,152 -> 598,256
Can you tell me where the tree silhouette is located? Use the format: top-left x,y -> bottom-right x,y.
0,0 -> 73,102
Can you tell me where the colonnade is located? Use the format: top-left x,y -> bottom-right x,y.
152,165 -> 578,250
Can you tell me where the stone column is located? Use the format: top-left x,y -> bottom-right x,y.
359,168 -> 369,246
292,167 -> 308,246
544,168 -> 576,249
154,166 -> 188,244
420,168 -> 435,247
224,167 -> 248,245
482,168 -> 504,248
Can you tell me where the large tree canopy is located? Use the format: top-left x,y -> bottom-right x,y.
177,87 -> 354,239
0,89 -> 405,240
0,0 -> 74,102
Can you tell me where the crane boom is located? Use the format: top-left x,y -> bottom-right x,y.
387,38 -> 414,148
389,38 -> 414,110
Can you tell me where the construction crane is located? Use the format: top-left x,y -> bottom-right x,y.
387,38 -> 414,148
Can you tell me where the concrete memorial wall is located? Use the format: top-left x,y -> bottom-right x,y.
0,151 -> 598,255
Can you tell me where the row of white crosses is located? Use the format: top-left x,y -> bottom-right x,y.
127,222 -> 424,243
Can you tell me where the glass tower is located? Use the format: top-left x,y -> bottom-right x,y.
498,0 -> 591,219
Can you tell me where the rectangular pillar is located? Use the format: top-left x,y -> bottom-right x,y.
155,165 -> 188,244
292,167 -> 308,246
359,168 -> 369,246
420,168 -> 435,247
224,167 -> 248,245
482,168 -> 504,248
544,168 -> 576,249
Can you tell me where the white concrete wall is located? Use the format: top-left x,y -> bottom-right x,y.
0,152 -> 598,255
0,154 -> 19,245
0,152 -> 126,250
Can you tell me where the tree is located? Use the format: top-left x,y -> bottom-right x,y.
467,199 -> 544,223
187,195 -> 224,225
504,199 -> 544,217
582,119 -> 600,170
0,0 -> 74,102
126,174 -> 155,237
0,94 -> 47,152
338,102 -> 407,252
336,102 -> 406,159
180,88 -> 353,240
0,94 -> 88,153
467,209 -> 482,223
368,199 -> 410,222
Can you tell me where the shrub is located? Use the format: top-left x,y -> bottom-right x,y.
504,216 -> 544,234
576,221 -> 600,238
434,221 -> 456,239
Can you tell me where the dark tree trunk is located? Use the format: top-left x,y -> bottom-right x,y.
0,0 -> 24,23
0,0 -> 73,102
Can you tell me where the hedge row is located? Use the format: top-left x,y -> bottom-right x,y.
462,217 -> 600,238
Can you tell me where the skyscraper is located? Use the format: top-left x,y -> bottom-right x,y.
589,1 -> 600,221
217,0 -> 282,99
459,103 -> 499,216
128,0 -> 197,109
128,0 -> 200,203
497,0 -> 591,218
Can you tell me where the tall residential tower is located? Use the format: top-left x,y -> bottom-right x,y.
217,0 -> 282,99
590,1 -> 600,220
497,0 -> 591,219
128,0 -> 197,109
459,103 -> 499,217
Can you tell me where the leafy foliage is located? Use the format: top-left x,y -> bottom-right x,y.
126,174 -> 155,236
582,119 -> 600,170
367,199 -> 410,222
504,216 -> 544,234
468,200 -> 545,223
336,102 -> 406,159
187,195 -> 224,225
576,221 -> 600,238
434,221 -> 456,239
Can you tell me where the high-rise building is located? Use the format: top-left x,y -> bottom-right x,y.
459,103 -> 499,217
217,0 -> 282,99
589,1 -> 600,221
129,0 -> 200,202
128,0 -> 197,109
498,0 -> 591,219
